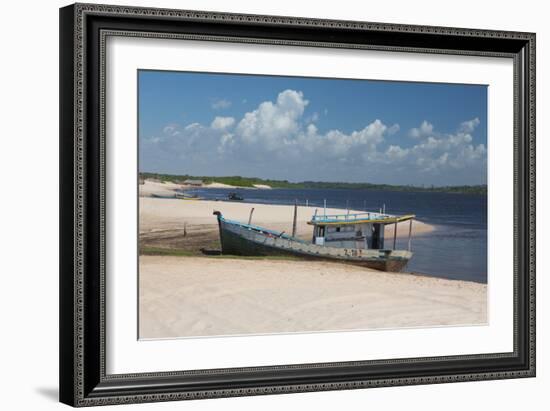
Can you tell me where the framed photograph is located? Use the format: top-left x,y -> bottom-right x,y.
59,3 -> 535,407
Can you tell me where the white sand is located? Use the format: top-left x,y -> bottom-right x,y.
139,180 -> 182,197
139,197 -> 434,239
139,195 -> 481,340
204,182 -> 236,189
205,182 -> 272,189
139,256 -> 487,338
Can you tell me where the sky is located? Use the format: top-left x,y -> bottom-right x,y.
138,70 -> 487,186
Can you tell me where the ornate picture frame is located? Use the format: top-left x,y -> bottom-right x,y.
59,3 -> 535,406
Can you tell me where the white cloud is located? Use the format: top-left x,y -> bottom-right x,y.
385,145 -> 409,160
210,116 -> 235,130
459,117 -> 480,133
211,98 -> 232,110
393,116 -> 485,172
408,120 -> 434,138
184,122 -> 201,131
217,133 -> 235,154
162,124 -> 180,136
235,89 -> 308,150
141,90 -> 486,185
295,119 -> 391,162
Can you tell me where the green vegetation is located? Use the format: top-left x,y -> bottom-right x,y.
140,172 -> 487,195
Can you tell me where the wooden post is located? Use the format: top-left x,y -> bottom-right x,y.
248,207 -> 255,225
291,200 -> 298,237
312,209 -> 318,244
408,218 -> 413,251
183,221 -> 187,237
393,221 -> 397,250
324,199 -> 327,217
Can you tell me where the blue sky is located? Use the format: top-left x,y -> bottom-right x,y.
139,70 -> 487,186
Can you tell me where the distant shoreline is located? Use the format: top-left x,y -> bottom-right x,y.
140,172 -> 487,195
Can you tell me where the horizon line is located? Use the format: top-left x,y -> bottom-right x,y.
138,171 -> 487,189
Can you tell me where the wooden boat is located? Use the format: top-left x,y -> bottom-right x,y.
175,192 -> 203,200
213,208 -> 415,272
151,193 -> 175,199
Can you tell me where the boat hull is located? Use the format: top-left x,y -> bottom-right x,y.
216,215 -> 412,272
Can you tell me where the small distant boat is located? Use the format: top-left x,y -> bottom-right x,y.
175,192 -> 203,200
227,192 -> 244,201
151,193 -> 176,199
213,208 -> 415,272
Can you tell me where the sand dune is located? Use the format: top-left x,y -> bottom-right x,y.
204,182 -> 236,189
139,180 -> 183,197
139,256 -> 487,339
139,180 -> 274,192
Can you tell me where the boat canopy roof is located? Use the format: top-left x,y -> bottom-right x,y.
308,212 -> 415,226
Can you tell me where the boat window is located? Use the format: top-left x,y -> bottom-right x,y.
336,227 -> 341,232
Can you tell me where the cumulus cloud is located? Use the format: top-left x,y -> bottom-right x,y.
162,124 -> 181,137
408,120 -> 434,138
236,89 -> 308,150
459,117 -> 480,133
140,90 -> 486,185
211,116 -> 235,130
385,144 -> 409,161
211,98 -> 232,110
295,120 -> 395,167
393,117 -> 485,173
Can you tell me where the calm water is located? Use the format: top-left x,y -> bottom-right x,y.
187,187 -> 487,283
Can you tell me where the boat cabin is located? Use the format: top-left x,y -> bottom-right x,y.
308,212 -> 415,251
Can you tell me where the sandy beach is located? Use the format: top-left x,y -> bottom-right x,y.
138,180 -> 485,339
139,179 -> 273,195
139,256 -> 487,338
